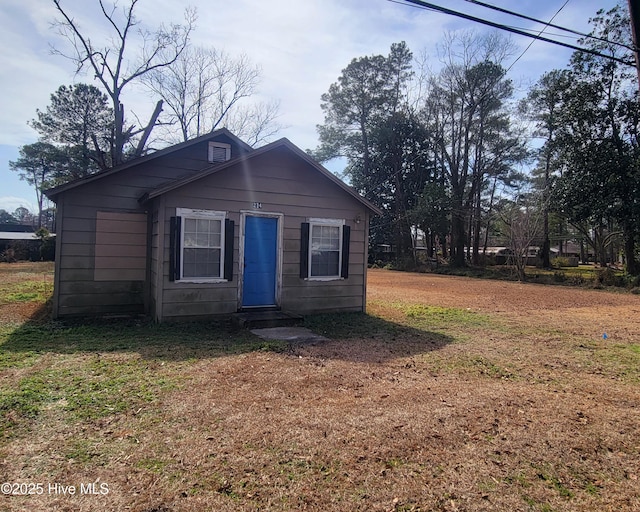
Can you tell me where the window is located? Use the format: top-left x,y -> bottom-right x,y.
170,208 -> 234,282
311,223 -> 341,277
300,218 -> 350,280
208,142 -> 231,163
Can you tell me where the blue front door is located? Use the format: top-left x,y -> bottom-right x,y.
242,216 -> 278,307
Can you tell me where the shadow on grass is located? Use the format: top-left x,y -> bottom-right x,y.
2,304 -> 261,362
301,311 -> 454,363
1,303 -> 453,363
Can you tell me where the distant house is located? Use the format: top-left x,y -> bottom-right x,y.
0,225 -> 55,262
44,129 -> 381,321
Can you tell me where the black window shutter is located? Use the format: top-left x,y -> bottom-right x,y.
341,225 -> 351,279
169,216 -> 182,281
300,222 -> 310,279
224,219 -> 234,281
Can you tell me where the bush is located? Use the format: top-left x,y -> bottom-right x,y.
553,271 -> 566,283
568,274 -> 586,286
0,248 -> 17,263
593,267 -> 631,287
552,256 -> 579,268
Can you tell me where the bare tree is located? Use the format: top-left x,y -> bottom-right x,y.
224,99 -> 282,147
51,0 -> 195,165
498,194 -> 544,281
143,45 -> 281,145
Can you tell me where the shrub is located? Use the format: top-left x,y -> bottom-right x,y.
594,267 -> 617,286
552,256 -> 571,268
568,274 -> 585,286
553,271 -> 566,283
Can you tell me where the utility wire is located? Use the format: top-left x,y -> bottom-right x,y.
505,0 -> 569,73
464,0 -> 636,51
391,0 -> 635,67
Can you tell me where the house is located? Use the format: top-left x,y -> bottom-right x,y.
44,129 -> 381,322
0,225 -> 56,262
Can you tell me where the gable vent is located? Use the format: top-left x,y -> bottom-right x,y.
208,142 -> 231,163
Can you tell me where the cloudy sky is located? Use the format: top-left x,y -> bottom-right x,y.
0,0 -> 622,213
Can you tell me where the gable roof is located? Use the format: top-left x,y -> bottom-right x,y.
141,137 -> 383,215
44,128 -> 253,201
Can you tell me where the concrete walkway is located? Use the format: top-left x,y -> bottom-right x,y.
250,326 -> 329,344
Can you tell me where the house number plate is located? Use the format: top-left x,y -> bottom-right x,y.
252,202 -> 262,209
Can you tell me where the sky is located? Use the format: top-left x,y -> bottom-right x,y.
0,0 -> 623,214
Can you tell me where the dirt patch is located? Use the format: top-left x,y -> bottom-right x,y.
367,268 -> 640,341
0,262 -> 54,323
368,268 -> 640,313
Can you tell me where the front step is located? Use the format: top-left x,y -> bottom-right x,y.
231,310 -> 304,329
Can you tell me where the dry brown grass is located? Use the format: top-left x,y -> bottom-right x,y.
1,265 -> 639,511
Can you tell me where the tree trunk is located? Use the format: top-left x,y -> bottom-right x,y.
113,101 -> 125,165
135,100 -> 164,156
623,222 -> 639,274
451,203 -> 466,267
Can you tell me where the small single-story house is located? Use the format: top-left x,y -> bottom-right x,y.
0,227 -> 56,262
44,129 -> 381,322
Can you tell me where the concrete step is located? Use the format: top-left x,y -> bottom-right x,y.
232,310 -> 304,329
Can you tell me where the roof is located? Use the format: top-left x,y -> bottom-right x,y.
0,232 -> 55,241
0,223 -> 34,233
141,137 -> 383,215
44,128 -> 253,201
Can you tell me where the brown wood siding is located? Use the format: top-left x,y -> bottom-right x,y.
149,202 -> 160,321
157,149 -> 369,318
54,140 -> 221,318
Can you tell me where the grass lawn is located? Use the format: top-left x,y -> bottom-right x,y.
1,263 -> 639,511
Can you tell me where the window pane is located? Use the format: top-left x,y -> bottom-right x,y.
311,250 -> 339,277
184,232 -> 197,247
209,220 -> 221,247
210,219 -> 221,236
193,219 -> 205,233
196,233 -> 209,247
184,218 -> 197,233
183,248 -> 221,278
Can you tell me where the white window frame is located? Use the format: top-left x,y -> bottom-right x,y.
307,217 -> 344,281
208,142 -> 231,163
177,207 -> 227,283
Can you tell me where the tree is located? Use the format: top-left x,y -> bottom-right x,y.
317,42 -> 427,258
51,0 -> 195,165
9,143 -> 66,228
29,83 -> 114,174
316,52 -> 389,173
411,181 -> 451,259
12,207 -> 35,226
521,70 -> 572,267
552,5 -> 640,274
316,42 -> 413,166
143,46 -> 281,145
423,32 -> 523,267
364,109 -> 434,260
0,210 -> 18,224
496,192 -> 543,281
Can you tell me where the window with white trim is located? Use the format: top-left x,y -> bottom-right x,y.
300,218 -> 350,280
208,142 -> 231,163
171,208 -> 231,282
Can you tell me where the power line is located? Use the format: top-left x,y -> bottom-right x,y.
390,0 -> 635,67
464,0 -> 636,52
505,0 -> 569,73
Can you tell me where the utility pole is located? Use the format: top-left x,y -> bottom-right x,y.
629,0 -> 640,88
